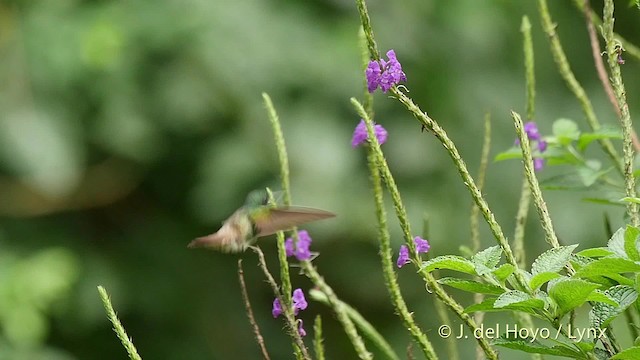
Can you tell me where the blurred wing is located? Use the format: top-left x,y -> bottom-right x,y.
255,207 -> 335,236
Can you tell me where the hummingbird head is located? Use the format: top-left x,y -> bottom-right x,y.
244,189 -> 270,208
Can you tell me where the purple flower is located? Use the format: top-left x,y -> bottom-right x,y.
298,320 -> 307,337
397,245 -> 410,268
537,139 -> 547,152
272,298 -> 282,318
351,120 -> 388,147
366,50 -> 406,93
524,122 -> 541,141
292,288 -> 308,315
534,157 -> 545,172
414,236 -> 431,253
285,230 -> 313,261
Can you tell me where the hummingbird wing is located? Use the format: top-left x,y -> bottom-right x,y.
254,206 -> 335,236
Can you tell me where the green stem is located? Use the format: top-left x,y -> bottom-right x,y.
521,15 -> 535,121
537,0 -> 622,175
313,316 -> 326,360
511,111 -> 562,251
97,286 -> 143,360
355,98 -> 499,359
310,289 -> 400,360
602,0 -> 639,227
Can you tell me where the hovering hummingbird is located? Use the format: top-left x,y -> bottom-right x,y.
188,189 -> 335,253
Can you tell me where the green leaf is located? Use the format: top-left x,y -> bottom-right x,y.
590,285 -> 638,329
576,247 -> 614,258
586,291 -> 618,306
608,227 -> 627,259
529,272 -> 561,291
420,256 -> 476,275
494,290 -> 545,310
552,118 -> 580,145
577,127 -> 622,151
624,225 -> 640,261
464,297 -> 498,313
611,346 -> 640,359
621,197 -> 640,204
531,245 -> 579,275
493,337 -> 583,358
472,246 -> 502,275
437,277 -> 505,295
577,162 -> 609,187
548,278 -> 600,317
493,264 -> 515,282
494,148 -> 522,162
574,257 -> 640,278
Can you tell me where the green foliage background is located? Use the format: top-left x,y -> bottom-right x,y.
0,0 -> 639,359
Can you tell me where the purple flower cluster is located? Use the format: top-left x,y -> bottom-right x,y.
366,50 -> 407,93
515,122 -> 548,171
272,288 -> 309,336
397,236 -> 431,268
285,230 -> 313,261
351,119 -> 388,148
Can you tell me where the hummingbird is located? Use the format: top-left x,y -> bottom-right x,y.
188,189 -> 335,253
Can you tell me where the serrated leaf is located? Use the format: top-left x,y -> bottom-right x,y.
529,272 -> 561,291
624,225 -> 640,261
493,264 -> 515,282
531,245 -> 579,275
421,256 -> 476,275
553,118 -> 580,145
607,227 -> 627,259
492,337 -> 583,357
574,257 -> 640,278
577,163 -> 609,187
472,246 -> 502,269
577,247 -> 614,258
590,285 -> 638,329
437,277 -> 505,295
586,291 -> 618,306
495,290 -> 545,310
548,278 -> 600,317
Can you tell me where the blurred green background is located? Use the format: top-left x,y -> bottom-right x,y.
1,0 -> 639,359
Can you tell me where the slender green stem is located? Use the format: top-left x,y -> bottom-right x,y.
310,289 -> 400,360
602,0 -> 639,227
237,260 -> 272,360
521,16 -> 535,121
537,0 -> 622,175
265,92 -> 371,359
97,286 -> 143,360
511,111 -> 562,250
387,91 -> 529,292
263,93 -> 294,302
354,98 -> 498,359
302,262 -> 372,360
359,28 -> 374,119
572,0 -> 640,62
313,316 -> 325,360
513,176 -> 530,268
354,0 -> 379,61
250,247 -> 312,359
471,113 -> 490,360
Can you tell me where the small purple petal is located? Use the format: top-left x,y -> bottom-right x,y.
414,236 -> 431,253
537,139 -> 547,152
374,124 -> 388,145
351,120 -> 368,148
272,298 -> 282,318
352,120 -> 388,148
285,238 -> 295,257
533,157 -> 545,171
366,61 -> 382,93
523,122 -> 540,141
292,288 -> 308,313
397,245 -> 410,268
295,231 -> 312,261
298,320 -> 307,337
